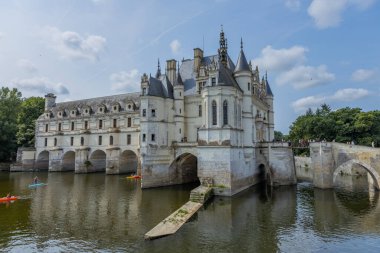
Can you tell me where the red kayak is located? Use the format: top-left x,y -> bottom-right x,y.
0,196 -> 18,202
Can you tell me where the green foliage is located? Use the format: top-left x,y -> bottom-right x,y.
0,87 -> 22,161
289,105 -> 380,148
274,131 -> 284,141
16,97 -> 45,147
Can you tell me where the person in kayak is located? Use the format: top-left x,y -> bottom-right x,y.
6,193 -> 11,198
33,176 -> 39,184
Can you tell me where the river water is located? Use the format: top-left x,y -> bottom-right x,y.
1,172 -> 380,253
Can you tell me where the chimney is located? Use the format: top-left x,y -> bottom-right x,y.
44,93 -> 56,111
193,48 -> 203,72
166,59 -> 177,84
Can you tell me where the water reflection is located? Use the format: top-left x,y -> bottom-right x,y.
1,173 -> 380,252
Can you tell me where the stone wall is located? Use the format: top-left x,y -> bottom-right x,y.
294,156 -> 312,181
268,146 -> 297,186
0,163 -> 10,171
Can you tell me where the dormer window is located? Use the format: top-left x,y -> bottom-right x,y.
98,105 -> 106,114
128,104 -> 131,110
82,106 -> 91,116
112,103 -> 120,113
142,87 -> 146,96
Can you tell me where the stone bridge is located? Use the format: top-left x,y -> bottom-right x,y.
310,142 -> 380,190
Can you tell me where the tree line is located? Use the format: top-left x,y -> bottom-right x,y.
0,87 -> 44,162
284,104 -> 380,148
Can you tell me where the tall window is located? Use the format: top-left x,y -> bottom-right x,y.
71,122 -> 75,131
142,134 -> 146,142
109,136 -> 113,145
223,100 -> 228,125
98,136 -> 102,145
127,117 -> 132,127
142,109 -> 146,117
151,109 -> 156,117
151,134 -> 155,142
70,137 -> 74,146
45,124 -> 48,132
198,105 -> 202,117
248,82 -> 251,91
44,138 -> 47,146
212,100 -> 217,125
58,123 -> 62,131
99,120 -> 103,129
80,137 -> 84,146
127,134 -> 131,145
113,119 -> 117,128
211,78 -> 216,86
84,121 -> 88,129
54,138 -> 57,146
142,87 -> 146,95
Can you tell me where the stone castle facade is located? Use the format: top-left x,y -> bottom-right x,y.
15,28 -> 296,196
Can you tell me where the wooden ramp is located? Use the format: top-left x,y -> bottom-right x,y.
144,201 -> 202,240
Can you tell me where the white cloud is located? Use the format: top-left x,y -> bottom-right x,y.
284,0 -> 301,11
308,0 -> 376,29
170,39 -> 181,54
110,69 -> 140,92
351,68 -> 376,82
17,59 -> 38,73
41,26 -> 106,61
331,88 -> 370,101
11,77 -> 70,95
252,45 -> 307,72
292,88 -> 370,112
277,65 -> 335,89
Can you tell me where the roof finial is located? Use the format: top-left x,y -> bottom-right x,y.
221,24 -> 223,32
240,37 -> 243,50
155,58 -> 161,78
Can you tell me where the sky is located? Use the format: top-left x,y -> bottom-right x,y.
0,0 -> 379,133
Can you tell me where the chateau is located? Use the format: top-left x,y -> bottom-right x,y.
15,28 -> 296,196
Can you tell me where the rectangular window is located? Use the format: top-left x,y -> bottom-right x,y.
142,109 -> 146,117
211,77 -> 216,86
109,136 -> 113,145
142,134 -> 146,142
45,124 -> 48,132
127,117 -> 132,127
151,134 -> 155,142
127,134 -> 131,145
71,122 -> 75,131
58,123 -> 62,131
99,120 -> 103,129
44,138 -> 47,146
98,136 -> 102,145
198,105 -> 202,117
54,138 -> 57,146
142,87 -> 146,96
248,82 -> 251,91
70,137 -> 74,146
81,137 -> 84,146
113,119 -> 117,128
151,109 -> 156,117
84,121 -> 88,129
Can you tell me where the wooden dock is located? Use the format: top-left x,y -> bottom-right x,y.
144,201 -> 202,240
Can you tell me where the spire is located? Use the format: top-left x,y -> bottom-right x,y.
155,58 -> 161,78
175,61 -> 183,86
234,37 -> 250,73
218,25 -> 228,67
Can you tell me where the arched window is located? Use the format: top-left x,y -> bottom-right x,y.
223,100 -> 228,125
212,100 -> 217,126
109,136 -> 113,145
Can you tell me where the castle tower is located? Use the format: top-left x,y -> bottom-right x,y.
44,93 -> 56,111
173,64 -> 185,142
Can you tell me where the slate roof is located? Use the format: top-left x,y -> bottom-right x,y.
266,80 -> 274,97
234,49 -> 250,73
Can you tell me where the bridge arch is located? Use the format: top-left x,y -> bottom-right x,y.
333,159 -> 380,190
36,151 -> 49,170
169,153 -> 199,184
89,149 -> 106,172
62,151 -> 75,171
120,150 -> 139,174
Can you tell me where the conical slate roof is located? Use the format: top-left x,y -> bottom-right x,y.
234,49 -> 250,73
266,79 -> 274,97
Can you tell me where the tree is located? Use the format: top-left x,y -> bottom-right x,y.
0,87 -> 22,161
274,131 -> 284,141
16,96 -> 45,147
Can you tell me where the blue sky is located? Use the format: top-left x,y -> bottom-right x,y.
0,0 -> 379,133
